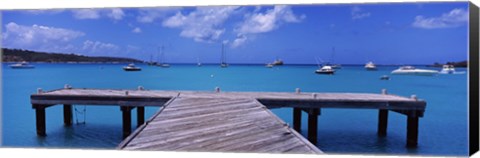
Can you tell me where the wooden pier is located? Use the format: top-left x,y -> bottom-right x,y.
31,87 -> 426,152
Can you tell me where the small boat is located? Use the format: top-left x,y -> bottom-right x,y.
380,75 -> 390,80
365,61 -> 377,70
9,61 -> 35,69
391,66 -> 438,76
159,63 -> 170,68
439,65 -> 455,74
272,58 -> 283,65
123,63 -> 141,71
266,63 -> 273,68
315,65 -> 335,75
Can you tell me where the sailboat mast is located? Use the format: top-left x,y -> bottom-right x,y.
156,46 -> 160,64
331,47 -> 335,64
221,43 -> 225,64
161,45 -> 165,64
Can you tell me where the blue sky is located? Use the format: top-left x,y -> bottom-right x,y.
1,2 -> 469,64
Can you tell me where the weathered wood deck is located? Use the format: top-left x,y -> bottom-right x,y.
31,87 -> 426,151
117,97 -> 322,153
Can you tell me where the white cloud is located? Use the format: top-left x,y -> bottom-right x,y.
2,22 -> 85,50
72,8 -> 125,20
162,6 -> 239,43
107,8 -> 125,20
132,27 -> 142,33
137,7 -> 181,23
232,5 -> 304,48
351,6 -> 371,20
237,5 -> 304,34
72,9 -> 101,19
82,40 -> 120,55
412,8 -> 468,29
231,34 -> 248,48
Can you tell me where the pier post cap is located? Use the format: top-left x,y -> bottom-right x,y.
215,87 -> 220,93
37,88 -> 43,94
64,84 -> 72,89
125,91 -> 129,96
295,88 -> 301,94
410,95 -> 417,100
381,89 -> 388,95
138,86 -> 144,90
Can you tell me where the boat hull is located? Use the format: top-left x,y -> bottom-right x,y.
10,66 -> 35,69
391,70 -> 438,76
315,70 -> 334,75
123,67 -> 141,71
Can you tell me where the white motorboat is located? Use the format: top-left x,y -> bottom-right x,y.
391,66 -> 438,76
123,63 -> 141,71
438,65 -> 466,74
365,61 -> 377,70
266,63 -> 273,68
315,65 -> 335,75
9,61 -> 35,69
439,65 -> 455,74
272,58 -> 283,65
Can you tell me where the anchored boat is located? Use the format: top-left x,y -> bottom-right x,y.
123,63 -> 141,71
391,66 -> 438,76
9,61 -> 35,69
365,61 -> 377,70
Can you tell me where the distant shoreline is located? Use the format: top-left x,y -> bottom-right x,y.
1,48 -> 467,67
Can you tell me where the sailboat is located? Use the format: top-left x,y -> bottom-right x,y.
330,47 -> 341,69
197,57 -> 202,67
314,57 -> 335,75
157,45 -> 170,68
220,43 -> 228,68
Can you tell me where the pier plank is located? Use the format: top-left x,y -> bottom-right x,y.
120,97 -> 321,153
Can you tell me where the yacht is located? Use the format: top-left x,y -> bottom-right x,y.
123,63 -> 141,71
365,61 -> 377,70
315,65 -> 335,75
391,66 -> 438,76
272,58 -> 283,65
439,65 -> 455,74
266,63 -> 273,68
9,61 -> 35,69
438,65 -> 466,74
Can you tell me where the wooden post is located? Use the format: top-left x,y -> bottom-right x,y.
377,109 -> 388,136
137,106 -> 145,128
406,116 -> 419,148
35,106 -> 46,136
307,108 -> 319,145
63,104 -> 73,126
121,106 -> 132,139
293,108 -> 301,132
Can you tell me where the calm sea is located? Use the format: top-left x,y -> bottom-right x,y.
1,63 -> 468,156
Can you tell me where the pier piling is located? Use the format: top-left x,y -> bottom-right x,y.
377,109 -> 388,136
120,106 -> 132,139
406,116 -> 419,148
307,108 -> 320,145
293,107 -> 302,132
35,106 -> 46,136
137,106 -> 145,127
63,104 -> 73,126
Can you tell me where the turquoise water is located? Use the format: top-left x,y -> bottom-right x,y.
1,63 -> 468,156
